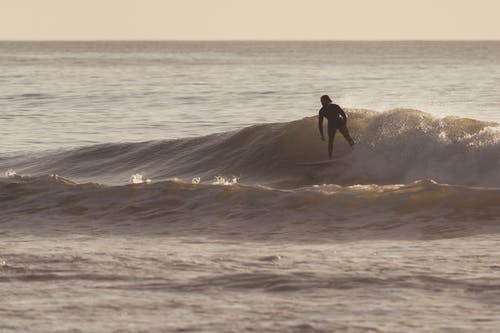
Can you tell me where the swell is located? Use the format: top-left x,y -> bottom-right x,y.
2,109 -> 499,187
2,175 -> 500,240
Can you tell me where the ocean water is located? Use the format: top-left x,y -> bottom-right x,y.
1,41 -> 500,332
1,41 -> 499,154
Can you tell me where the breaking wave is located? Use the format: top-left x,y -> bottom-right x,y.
2,108 -> 499,187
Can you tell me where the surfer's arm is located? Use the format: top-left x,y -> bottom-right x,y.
339,107 -> 348,124
318,111 -> 325,139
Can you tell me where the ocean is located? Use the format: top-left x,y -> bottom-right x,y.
1,41 -> 500,332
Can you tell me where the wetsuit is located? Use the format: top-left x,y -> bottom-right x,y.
318,103 -> 355,158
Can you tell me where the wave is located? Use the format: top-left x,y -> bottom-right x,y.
2,174 -> 500,240
3,108 -> 498,188
0,92 -> 53,101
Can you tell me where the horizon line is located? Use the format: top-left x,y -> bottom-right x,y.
1,39 -> 500,42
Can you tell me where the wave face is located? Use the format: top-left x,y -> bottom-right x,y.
4,109 -> 499,188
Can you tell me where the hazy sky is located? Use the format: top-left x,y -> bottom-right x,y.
1,0 -> 499,40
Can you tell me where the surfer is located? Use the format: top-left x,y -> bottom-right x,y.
318,95 -> 355,159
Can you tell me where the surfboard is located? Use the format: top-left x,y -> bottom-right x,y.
295,155 -> 349,166
295,159 -> 337,166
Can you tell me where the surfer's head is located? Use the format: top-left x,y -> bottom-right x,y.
320,95 -> 332,107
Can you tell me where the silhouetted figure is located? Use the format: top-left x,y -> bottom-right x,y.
318,95 -> 355,159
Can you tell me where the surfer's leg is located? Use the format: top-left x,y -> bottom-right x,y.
328,127 -> 336,159
339,125 -> 355,147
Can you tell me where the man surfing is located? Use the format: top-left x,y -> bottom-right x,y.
318,95 -> 355,159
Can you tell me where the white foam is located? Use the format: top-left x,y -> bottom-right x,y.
5,169 -> 17,178
213,176 -> 239,186
129,173 -> 152,184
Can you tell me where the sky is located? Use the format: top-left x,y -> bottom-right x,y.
1,0 -> 499,40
